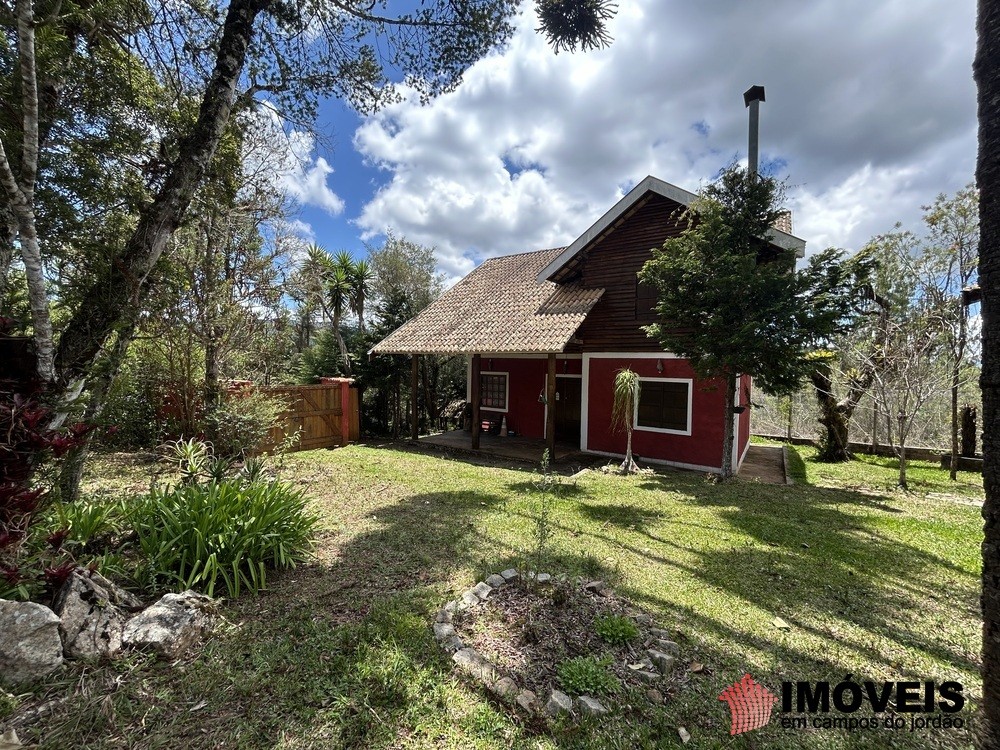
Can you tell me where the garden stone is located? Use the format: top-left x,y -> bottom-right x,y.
433,622 -> 456,640
647,649 -> 676,674
460,590 -> 480,607
0,600 -> 63,686
634,614 -> 653,625
452,648 -> 498,684
634,670 -> 660,683
53,568 -> 141,660
123,590 -> 217,659
485,574 -> 506,588
545,689 -> 573,717
500,568 -> 519,581
440,635 -> 464,652
646,688 -> 664,704
577,695 -> 609,717
491,676 -> 519,701
583,580 -> 604,592
652,638 -> 679,655
535,573 -> 552,584
649,628 -> 671,640
471,581 -> 493,600
443,599 -> 460,614
515,689 -> 537,713
435,608 -> 453,624
678,726 -> 692,744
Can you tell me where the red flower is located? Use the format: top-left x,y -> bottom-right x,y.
42,562 -> 76,588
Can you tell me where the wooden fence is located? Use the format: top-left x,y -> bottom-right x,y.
263,380 -> 359,452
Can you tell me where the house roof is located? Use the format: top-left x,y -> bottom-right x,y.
369,247 -> 605,355
536,175 -> 807,284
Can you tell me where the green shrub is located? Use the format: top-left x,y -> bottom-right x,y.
202,390 -> 288,459
593,614 -> 639,645
556,655 -> 620,696
54,497 -> 126,546
129,478 -> 317,598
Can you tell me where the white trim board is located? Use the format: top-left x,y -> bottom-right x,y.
584,449 -> 721,475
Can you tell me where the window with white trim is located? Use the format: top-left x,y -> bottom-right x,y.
635,379 -> 691,433
480,373 -> 508,411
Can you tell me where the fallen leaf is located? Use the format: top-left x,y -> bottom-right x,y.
0,729 -> 26,749
189,700 -> 208,712
772,616 -> 791,630
689,661 -> 705,673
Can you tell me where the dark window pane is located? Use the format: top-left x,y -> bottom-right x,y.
636,381 -> 689,431
480,374 -> 507,410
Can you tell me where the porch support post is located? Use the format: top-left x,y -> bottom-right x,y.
471,354 -> 481,449
410,354 -> 419,442
546,353 -> 556,458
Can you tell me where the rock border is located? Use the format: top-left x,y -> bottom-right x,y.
433,570 -> 677,723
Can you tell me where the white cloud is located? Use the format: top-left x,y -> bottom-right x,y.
244,109 -> 346,216
352,0 -> 976,274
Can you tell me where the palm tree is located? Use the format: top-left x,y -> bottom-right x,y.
611,368 -> 640,474
351,259 -> 373,332
327,264 -> 353,375
976,2 -> 1000,745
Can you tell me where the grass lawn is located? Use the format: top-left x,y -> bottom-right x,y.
1,443 -> 984,749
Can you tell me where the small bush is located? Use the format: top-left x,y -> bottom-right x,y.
556,655 -> 619,696
594,614 -> 639,645
130,478 -> 317,598
54,498 -> 125,546
202,391 -> 288,458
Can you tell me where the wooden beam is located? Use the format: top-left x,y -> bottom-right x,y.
546,353 -> 556,458
410,354 -> 419,442
471,354 -> 481,450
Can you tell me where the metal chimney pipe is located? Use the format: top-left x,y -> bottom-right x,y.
743,85 -> 765,176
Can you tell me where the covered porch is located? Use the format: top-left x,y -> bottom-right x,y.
418,429 -> 582,464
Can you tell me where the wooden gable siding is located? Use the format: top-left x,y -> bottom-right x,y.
573,193 -> 687,352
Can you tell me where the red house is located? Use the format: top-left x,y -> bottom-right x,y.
371,176 -> 805,473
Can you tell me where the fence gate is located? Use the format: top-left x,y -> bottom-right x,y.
263,380 -> 359,452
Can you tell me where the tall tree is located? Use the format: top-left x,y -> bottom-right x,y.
1,0 -> 616,398
975,0 -> 1000,745
919,186 -> 979,479
639,165 -> 865,478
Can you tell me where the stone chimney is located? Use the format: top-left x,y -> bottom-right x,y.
773,210 -> 793,235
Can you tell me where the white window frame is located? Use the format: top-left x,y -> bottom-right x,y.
633,377 -> 693,436
479,371 -> 509,413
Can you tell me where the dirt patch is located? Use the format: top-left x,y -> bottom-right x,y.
452,578 -> 682,702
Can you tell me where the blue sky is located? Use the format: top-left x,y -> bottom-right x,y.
277,0 -> 977,284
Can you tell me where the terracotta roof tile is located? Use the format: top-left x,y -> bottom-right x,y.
370,247 -> 604,355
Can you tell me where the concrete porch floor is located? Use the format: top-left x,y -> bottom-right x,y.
417,430 -> 581,465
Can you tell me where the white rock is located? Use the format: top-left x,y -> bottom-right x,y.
652,638 -> 679,655
433,622 -> 456,640
500,569 -> 519,581
122,591 -> 216,658
515,689 -> 537,713
0,600 -> 63,686
53,568 -> 140,660
491,676 -> 519,701
485,574 -> 506,588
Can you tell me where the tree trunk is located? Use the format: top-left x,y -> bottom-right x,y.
205,338 -> 220,409
898,442 -> 908,491
332,313 -> 351,376
976,0 -> 1000,743
0,212 -> 15,300
720,372 -> 736,479
810,363 -> 853,462
57,317 -> 139,502
54,0 -> 272,383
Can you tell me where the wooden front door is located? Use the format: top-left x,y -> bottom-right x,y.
554,376 -> 582,444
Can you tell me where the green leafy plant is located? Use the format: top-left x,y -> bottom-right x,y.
556,655 -> 620,696
129,478 -> 318,598
164,437 -> 210,485
594,614 -> 639,645
202,390 -> 288,459
241,456 -> 269,485
611,368 -> 640,474
53,497 -> 125,546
